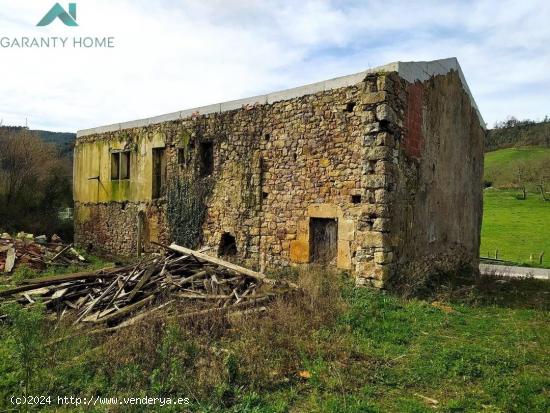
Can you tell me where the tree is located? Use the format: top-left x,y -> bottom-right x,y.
0,128 -> 72,236
513,161 -> 532,200
532,157 -> 550,201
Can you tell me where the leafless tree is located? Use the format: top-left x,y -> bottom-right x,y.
513,161 -> 531,200
0,128 -> 72,235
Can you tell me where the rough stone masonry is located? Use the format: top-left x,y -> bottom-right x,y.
74,57 -> 485,287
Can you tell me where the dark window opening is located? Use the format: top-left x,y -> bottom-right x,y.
120,151 -> 130,179
262,191 -> 269,200
152,148 -> 166,199
345,102 -> 356,113
367,160 -> 377,173
380,119 -> 390,130
199,141 -> 214,177
264,133 -> 271,141
111,153 -> 119,180
177,148 -> 185,165
310,218 -> 338,264
218,233 -> 237,257
351,194 -> 362,204
111,151 -> 131,180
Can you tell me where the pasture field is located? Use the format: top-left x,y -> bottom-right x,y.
481,189 -> 549,267
484,146 -> 550,189
481,145 -> 550,268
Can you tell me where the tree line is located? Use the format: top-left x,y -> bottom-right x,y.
486,116 -> 550,152
0,128 -> 73,239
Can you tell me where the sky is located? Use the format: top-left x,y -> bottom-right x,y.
0,0 -> 549,132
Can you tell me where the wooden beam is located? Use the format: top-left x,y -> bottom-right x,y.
168,244 -> 274,284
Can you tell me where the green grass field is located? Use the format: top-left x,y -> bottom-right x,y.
481,146 -> 550,267
484,147 -> 550,189
481,189 -> 550,267
485,146 -> 550,169
1,270 -> 549,413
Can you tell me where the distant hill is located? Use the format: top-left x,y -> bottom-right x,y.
486,117 -> 550,152
33,129 -> 76,157
0,126 -> 76,157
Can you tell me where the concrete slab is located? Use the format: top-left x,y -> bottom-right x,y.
479,263 -> 550,280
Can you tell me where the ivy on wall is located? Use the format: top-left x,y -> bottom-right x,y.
166,174 -> 212,249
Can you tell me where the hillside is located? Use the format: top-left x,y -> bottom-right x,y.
34,130 -> 76,157
484,146 -> 550,189
0,126 -> 75,156
486,117 -> 550,152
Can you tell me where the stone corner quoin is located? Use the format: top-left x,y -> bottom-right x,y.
73,57 -> 486,288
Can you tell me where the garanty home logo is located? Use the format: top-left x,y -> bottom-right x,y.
37,2 -> 78,27
0,3 -> 115,49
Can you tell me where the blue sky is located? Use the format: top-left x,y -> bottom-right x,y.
0,0 -> 549,132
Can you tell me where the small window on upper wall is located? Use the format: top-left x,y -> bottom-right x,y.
111,153 -> 119,180
120,151 -> 130,179
111,151 -> 131,181
152,148 -> 166,199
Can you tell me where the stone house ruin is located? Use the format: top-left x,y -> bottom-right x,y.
74,57 -> 485,287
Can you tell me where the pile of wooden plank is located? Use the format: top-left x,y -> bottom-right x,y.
0,233 -> 85,273
0,244 -> 294,330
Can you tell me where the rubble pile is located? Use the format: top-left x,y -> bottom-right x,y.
0,232 -> 86,273
0,244 -> 295,330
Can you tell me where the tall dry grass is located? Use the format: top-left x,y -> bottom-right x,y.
97,267 -> 351,402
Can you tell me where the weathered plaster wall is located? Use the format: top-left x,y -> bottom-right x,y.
392,71 -> 485,279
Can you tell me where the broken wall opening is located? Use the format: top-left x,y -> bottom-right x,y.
309,218 -> 338,264
218,232 -> 237,257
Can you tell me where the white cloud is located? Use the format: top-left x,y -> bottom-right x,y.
0,0 -> 548,131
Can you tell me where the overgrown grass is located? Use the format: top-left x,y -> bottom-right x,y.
481,189 -> 550,267
0,268 -> 548,412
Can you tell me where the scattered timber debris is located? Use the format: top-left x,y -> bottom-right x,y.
0,243 -> 296,331
0,232 -> 86,273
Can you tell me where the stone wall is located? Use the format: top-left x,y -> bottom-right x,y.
74,201 -> 168,257
74,68 -> 484,287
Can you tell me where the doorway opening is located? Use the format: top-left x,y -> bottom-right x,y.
310,218 -> 338,264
